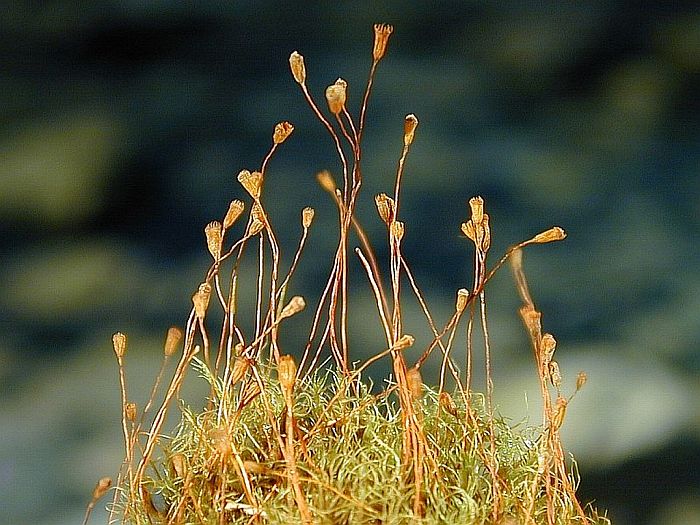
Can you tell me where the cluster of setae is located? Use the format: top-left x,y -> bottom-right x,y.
84,24 -> 610,525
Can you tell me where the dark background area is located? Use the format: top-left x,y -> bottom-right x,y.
1,2 -> 698,524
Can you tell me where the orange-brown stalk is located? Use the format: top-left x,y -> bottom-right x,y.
277,355 -> 312,523
82,477 -> 111,525
111,333 -> 136,507
512,248 -> 588,524
461,196 -> 505,519
291,26 -> 394,379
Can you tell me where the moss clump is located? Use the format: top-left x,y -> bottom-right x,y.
86,23 -> 610,525
130,367 -> 605,524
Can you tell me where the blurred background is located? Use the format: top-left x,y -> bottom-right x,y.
1,2 -> 698,524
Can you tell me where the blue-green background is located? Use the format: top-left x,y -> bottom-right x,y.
1,2 -> 698,524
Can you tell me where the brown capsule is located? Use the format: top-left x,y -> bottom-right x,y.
229,356 -> 250,386
238,380 -> 262,410
325,78 -> 347,115
247,218 -> 265,237
470,218 -> 488,253
238,170 -> 262,200
192,283 -> 212,320
403,114 -> 418,146
247,203 -> 266,236
273,121 -> 294,144
519,305 -> 542,342
549,360 -> 562,388
372,23 -> 394,62
461,220 -> 476,243
316,170 -> 336,193
91,477 -> 112,501
438,392 -> 458,417
406,367 -> 423,400
375,193 -> 395,225
468,196 -> 485,225
205,220 -> 223,260
112,332 -> 127,359
289,51 -> 306,85
540,333 -> 557,365
223,199 -> 245,230
163,326 -> 183,357
456,288 -> 470,313
250,202 -> 265,224
576,371 -> 588,391
301,207 -> 315,229
278,355 -> 297,398
279,296 -> 306,320
529,226 -> 567,244
392,334 -> 415,351
391,220 -> 405,242
125,402 -> 137,422
551,396 -> 568,431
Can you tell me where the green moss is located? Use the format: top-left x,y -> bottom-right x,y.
112,365 -> 607,524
